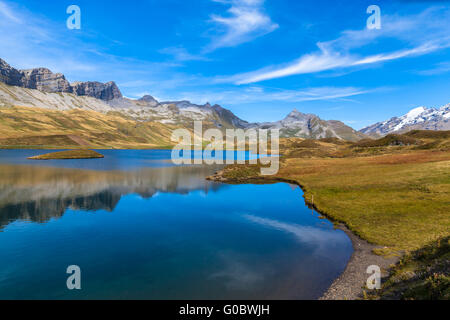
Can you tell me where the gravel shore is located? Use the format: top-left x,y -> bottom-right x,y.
320,224 -> 399,300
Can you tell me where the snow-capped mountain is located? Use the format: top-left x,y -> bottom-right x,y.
360,104 -> 450,136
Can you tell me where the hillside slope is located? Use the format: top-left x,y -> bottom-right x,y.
0,105 -> 178,148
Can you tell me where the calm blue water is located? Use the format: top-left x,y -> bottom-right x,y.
0,149 -> 175,170
0,150 -> 352,300
0,149 -> 271,171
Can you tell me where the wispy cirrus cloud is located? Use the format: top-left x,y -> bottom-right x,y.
0,1 -> 187,89
0,1 -> 102,73
416,61 -> 450,75
219,7 -> 450,84
205,0 -> 278,52
161,1 -> 278,61
159,46 -> 210,62
0,0 -> 21,23
167,85 -> 375,106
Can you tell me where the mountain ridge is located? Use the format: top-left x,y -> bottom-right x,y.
1,57 -> 365,142
249,109 -> 366,141
0,58 -> 122,101
360,104 -> 450,137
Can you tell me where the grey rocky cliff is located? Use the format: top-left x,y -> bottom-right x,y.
0,58 -> 24,87
21,68 -> 73,93
0,58 -> 121,101
72,81 -> 122,101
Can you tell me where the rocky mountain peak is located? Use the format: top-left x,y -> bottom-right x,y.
284,109 -> 314,119
211,104 -> 249,128
20,67 -> 73,93
288,108 -> 302,116
246,108 -> 367,141
283,109 -> 317,124
0,57 -> 121,101
0,58 -> 23,87
21,67 -> 52,74
139,95 -> 159,104
72,81 -> 122,101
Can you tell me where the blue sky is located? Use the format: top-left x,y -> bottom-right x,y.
0,0 -> 449,129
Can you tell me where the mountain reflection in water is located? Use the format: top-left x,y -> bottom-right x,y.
0,164 -> 223,230
0,150 -> 352,300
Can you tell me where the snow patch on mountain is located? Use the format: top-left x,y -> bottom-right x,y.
361,103 -> 450,136
392,106 -> 427,131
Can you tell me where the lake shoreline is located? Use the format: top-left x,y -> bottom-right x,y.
206,171 -> 400,300
0,154 -> 350,299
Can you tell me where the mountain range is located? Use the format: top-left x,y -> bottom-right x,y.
0,58 -> 365,142
360,104 -> 450,137
0,57 -> 448,147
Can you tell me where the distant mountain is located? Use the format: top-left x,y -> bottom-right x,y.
138,95 -> 159,106
0,57 -> 365,144
249,110 -> 366,141
361,104 -> 450,137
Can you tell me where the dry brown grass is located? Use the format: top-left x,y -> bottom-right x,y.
0,106 -> 179,149
274,151 -> 450,251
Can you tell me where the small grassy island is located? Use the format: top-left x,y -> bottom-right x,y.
28,149 -> 104,160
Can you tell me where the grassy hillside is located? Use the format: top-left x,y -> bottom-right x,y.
370,236 -> 449,300
0,105 -> 255,149
0,106 -> 179,149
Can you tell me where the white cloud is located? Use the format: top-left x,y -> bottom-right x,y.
0,1 -> 97,73
221,7 -> 450,84
416,61 -> 450,76
228,47 -> 354,84
168,86 -> 373,106
352,43 -> 442,66
206,0 -> 278,51
0,1 -> 21,23
159,46 -> 210,62
0,1 -> 187,91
